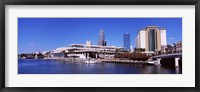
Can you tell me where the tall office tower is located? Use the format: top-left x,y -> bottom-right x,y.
135,30 -> 146,49
98,29 -> 106,46
160,28 -> 167,46
135,26 -> 167,52
124,33 -> 130,51
145,26 -> 161,51
104,40 -> 107,46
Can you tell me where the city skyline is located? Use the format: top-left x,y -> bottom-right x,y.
18,18 -> 182,54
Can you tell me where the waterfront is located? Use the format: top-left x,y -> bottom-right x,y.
18,59 -> 181,74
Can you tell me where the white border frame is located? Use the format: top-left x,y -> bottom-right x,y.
5,5 -> 195,87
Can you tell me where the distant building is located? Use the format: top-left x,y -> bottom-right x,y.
160,28 -> 167,46
173,41 -> 182,53
135,26 -> 167,52
176,41 -> 182,53
104,40 -> 107,46
124,33 -> 130,51
86,40 -> 92,47
130,45 -> 133,52
161,45 -> 167,54
135,30 -> 146,49
50,44 -> 124,59
98,29 -> 107,46
165,44 -> 173,54
49,29 -> 125,59
163,41 -> 182,54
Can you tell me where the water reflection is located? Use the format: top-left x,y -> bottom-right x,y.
18,59 -> 181,74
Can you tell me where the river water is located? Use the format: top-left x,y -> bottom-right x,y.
18,59 -> 181,74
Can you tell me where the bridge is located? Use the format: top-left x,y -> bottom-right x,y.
151,53 -> 182,68
152,53 -> 182,59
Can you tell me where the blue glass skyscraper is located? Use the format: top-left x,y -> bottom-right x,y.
124,33 -> 130,51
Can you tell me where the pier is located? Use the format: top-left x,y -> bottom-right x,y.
20,53 -> 182,68
99,59 -> 148,64
42,58 -> 150,64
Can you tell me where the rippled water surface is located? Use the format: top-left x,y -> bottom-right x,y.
18,59 -> 181,74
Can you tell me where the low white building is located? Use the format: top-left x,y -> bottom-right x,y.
50,44 -> 124,59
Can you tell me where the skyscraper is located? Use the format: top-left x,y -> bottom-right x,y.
98,29 -> 106,46
160,28 -> 167,46
130,45 -> 133,52
135,30 -> 146,49
135,26 -> 167,52
124,33 -> 130,51
146,26 -> 161,51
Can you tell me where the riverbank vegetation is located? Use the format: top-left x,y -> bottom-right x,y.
18,53 -> 45,59
114,52 -> 150,61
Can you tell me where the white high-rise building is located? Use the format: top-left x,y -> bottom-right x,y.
135,26 -> 167,52
160,28 -> 167,46
135,30 -> 146,49
130,45 -> 133,52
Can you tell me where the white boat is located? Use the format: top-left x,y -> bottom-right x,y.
65,54 -> 101,64
147,61 -> 155,65
85,59 -> 98,64
67,54 -> 86,59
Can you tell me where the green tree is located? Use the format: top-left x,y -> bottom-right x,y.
134,48 -> 146,52
165,45 -> 173,54
114,52 -> 150,61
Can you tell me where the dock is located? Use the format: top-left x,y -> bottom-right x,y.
24,57 -> 155,65
99,59 -> 148,64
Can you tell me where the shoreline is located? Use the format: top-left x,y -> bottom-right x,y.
18,58 -> 155,65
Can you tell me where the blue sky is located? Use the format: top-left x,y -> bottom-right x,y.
18,18 -> 182,54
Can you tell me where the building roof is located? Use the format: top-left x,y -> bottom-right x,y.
69,44 -> 84,47
69,44 -> 123,49
146,26 -> 159,28
160,28 -> 166,30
